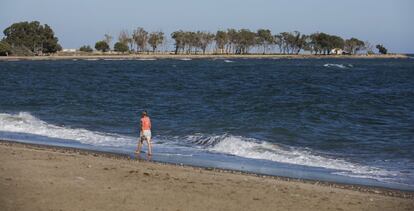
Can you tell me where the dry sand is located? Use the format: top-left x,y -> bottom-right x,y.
0,141 -> 413,211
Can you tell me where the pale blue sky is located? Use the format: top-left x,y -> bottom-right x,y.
1,0 -> 413,53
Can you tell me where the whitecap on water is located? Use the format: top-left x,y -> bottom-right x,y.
323,63 -> 353,69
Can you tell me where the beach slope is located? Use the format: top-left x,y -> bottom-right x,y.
0,142 -> 413,211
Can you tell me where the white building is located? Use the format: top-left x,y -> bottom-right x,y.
62,48 -> 77,53
330,48 -> 343,55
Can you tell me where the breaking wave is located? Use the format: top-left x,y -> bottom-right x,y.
183,134 -> 397,180
0,112 -> 398,181
0,112 -> 135,147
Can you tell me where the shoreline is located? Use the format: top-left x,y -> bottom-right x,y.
1,139 -> 413,198
0,53 -> 409,61
1,140 -> 413,211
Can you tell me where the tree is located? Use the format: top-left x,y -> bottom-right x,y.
345,38 -> 365,54
226,29 -> 238,54
306,32 -> 345,55
364,41 -> 375,54
185,31 -> 198,54
196,31 -> 214,54
148,31 -> 164,52
95,41 -> 109,52
273,34 -> 284,54
171,30 -> 186,54
118,30 -> 133,51
256,29 -> 273,54
79,45 -> 93,52
104,34 -> 113,47
328,35 -> 345,53
118,30 -> 130,45
234,29 -> 256,54
114,42 -> 129,53
376,44 -> 388,54
313,32 -> 331,54
277,32 -> 293,54
0,40 -> 12,56
41,24 -> 62,53
215,30 -> 228,54
3,21 -> 61,55
290,31 -> 308,54
132,27 -> 148,52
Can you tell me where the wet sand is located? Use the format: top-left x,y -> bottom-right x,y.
1,141 -> 413,211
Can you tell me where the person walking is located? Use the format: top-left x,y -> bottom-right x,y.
136,111 -> 152,156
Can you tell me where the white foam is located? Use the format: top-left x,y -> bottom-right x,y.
0,112 -> 398,181
206,134 -> 396,179
0,112 -> 135,147
224,59 -> 234,63
323,63 -> 352,69
179,58 -> 192,61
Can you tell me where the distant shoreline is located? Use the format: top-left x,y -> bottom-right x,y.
0,53 -> 409,61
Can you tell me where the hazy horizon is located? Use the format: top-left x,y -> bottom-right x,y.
1,0 -> 413,53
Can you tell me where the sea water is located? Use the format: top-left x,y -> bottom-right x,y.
0,58 -> 413,190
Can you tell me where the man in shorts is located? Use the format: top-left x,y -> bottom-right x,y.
136,111 -> 152,155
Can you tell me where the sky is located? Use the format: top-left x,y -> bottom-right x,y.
1,0 -> 413,53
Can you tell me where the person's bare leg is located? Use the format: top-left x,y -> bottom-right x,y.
136,137 -> 143,154
146,138 -> 152,155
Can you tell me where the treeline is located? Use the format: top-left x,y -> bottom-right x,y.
81,28 -> 165,54
171,29 -> 371,55
91,27 -> 387,55
0,21 -> 61,56
0,21 -> 389,56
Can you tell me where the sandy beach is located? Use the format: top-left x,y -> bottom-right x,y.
0,141 -> 412,211
0,53 -> 409,61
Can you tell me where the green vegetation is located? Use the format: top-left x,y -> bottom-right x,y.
256,29 -> 273,54
0,21 -> 395,56
171,31 -> 215,54
1,21 -> 61,55
376,44 -> 388,54
345,38 -> 365,54
79,45 -> 93,52
148,31 -> 165,52
132,27 -> 149,52
114,42 -> 129,53
95,41 -> 110,52
0,40 -> 12,56
167,29 -> 369,55
214,31 -> 228,54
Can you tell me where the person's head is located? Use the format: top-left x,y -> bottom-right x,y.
141,111 -> 148,117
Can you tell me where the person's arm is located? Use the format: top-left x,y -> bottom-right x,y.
149,118 -> 152,130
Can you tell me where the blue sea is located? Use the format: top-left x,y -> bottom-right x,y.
1,57 -> 413,190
